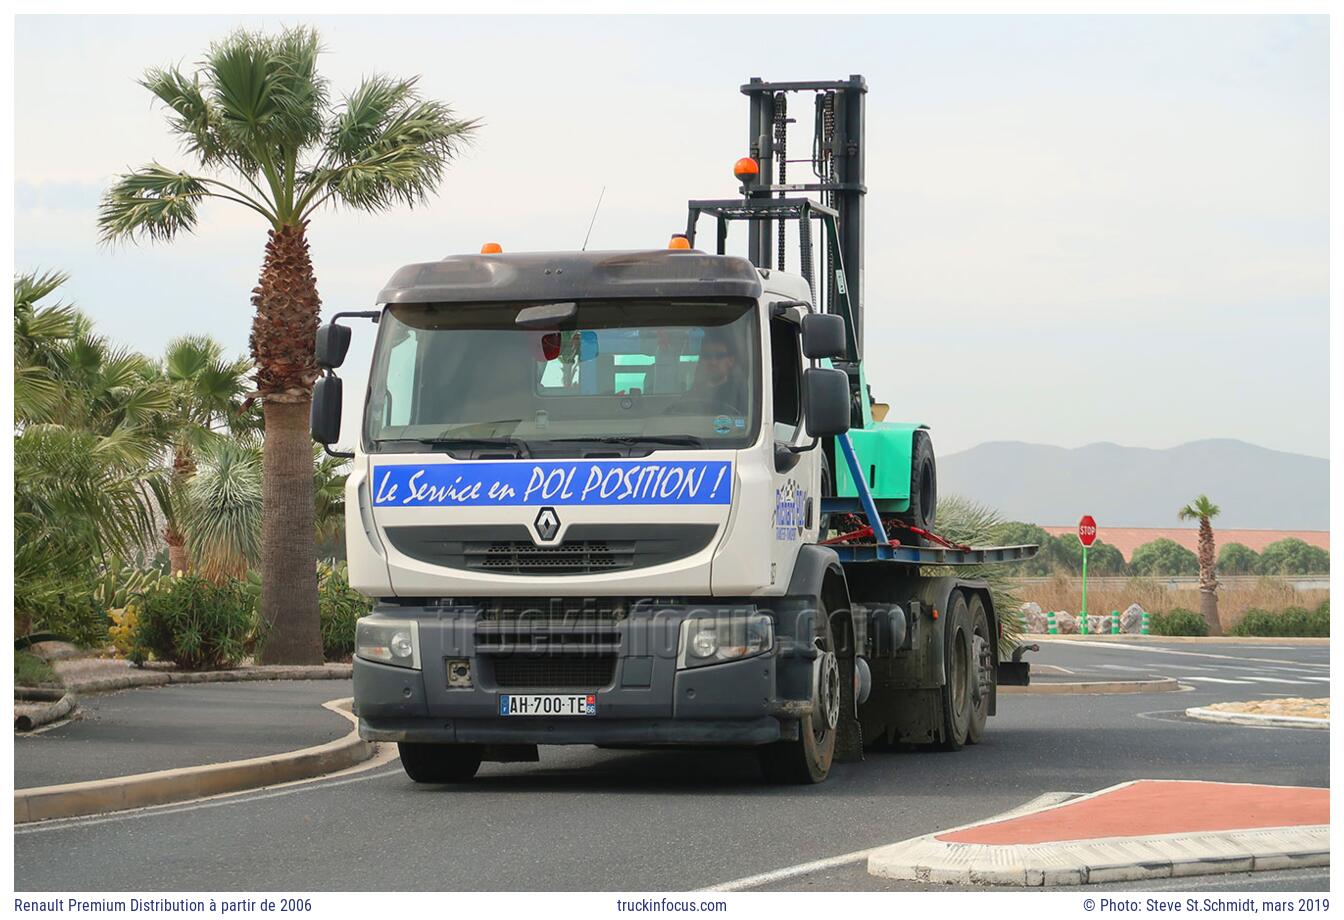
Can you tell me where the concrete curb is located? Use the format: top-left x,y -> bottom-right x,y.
1030,635 -> 1329,646
56,663 -> 352,696
14,697 -> 371,824
867,783 -> 1329,886
1002,677 -> 1181,695
867,825 -> 1329,886
1185,706 -> 1329,730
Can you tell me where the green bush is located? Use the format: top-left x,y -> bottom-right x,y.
1151,607 -> 1208,636
16,651 -> 59,687
318,562 -> 370,661
1130,539 -> 1199,576
131,574 -> 255,669
1231,606 -> 1329,638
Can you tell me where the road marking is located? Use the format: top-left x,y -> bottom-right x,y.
1043,640 -> 1330,669
1241,676 -> 1313,685
15,746 -> 403,836
703,793 -> 1080,892
1178,676 -> 1253,684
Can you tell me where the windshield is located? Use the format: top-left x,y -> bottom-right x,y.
364,300 -> 760,453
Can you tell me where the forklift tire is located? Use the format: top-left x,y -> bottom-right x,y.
937,592 -> 973,751
758,604 -> 838,784
966,594 -> 993,744
398,742 -> 483,783
895,430 -> 937,537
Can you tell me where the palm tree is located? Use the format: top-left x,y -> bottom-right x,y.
178,439 -> 264,583
14,273 -> 168,634
1178,495 -> 1222,636
157,336 -> 252,574
98,27 -> 478,663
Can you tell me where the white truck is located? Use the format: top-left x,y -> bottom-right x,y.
311,75 -> 1034,785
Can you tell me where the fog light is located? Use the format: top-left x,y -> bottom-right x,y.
447,659 -> 472,688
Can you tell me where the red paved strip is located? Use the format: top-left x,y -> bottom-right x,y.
938,781 -> 1328,845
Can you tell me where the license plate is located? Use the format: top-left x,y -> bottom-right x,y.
498,694 -> 597,717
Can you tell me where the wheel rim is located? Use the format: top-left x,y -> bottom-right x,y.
815,650 -> 840,739
951,628 -> 969,716
973,632 -> 992,707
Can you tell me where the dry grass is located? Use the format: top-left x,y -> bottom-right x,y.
1014,574 -> 1328,632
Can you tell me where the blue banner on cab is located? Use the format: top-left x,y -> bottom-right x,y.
372,460 -> 733,508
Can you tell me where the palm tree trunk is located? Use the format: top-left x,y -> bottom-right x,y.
165,445 -> 195,575
258,398 -> 322,663
1197,517 -> 1222,636
251,224 -> 323,665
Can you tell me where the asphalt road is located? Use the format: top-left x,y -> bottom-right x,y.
14,681 -> 352,787
14,639 -> 1328,892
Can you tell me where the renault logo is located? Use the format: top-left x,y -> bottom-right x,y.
533,506 -> 561,542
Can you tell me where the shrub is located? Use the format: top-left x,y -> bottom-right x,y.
318,561 -> 370,661
131,574 -> 255,669
1217,542 -> 1260,576
1130,539 -> 1199,576
16,652 -> 59,688
1231,606 -> 1329,638
1151,607 -> 1208,636
1259,538 -> 1329,575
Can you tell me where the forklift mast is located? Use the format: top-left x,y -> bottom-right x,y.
741,75 -> 867,356
685,75 -> 868,377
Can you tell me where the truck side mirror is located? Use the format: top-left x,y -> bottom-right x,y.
801,313 -> 847,359
803,367 -> 851,437
316,323 -> 352,369
311,375 -> 344,445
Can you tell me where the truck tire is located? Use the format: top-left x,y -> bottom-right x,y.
397,742 -> 483,783
758,604 -> 838,784
937,592 -> 973,751
966,594 -> 993,745
896,430 -> 937,535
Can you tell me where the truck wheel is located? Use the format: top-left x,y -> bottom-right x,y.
759,604 -> 838,784
895,430 -> 937,536
397,742 -> 482,783
937,592 -> 973,751
966,595 -> 993,744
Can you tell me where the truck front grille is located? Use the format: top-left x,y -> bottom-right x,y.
467,540 -> 633,574
382,523 -> 717,576
492,655 -> 617,689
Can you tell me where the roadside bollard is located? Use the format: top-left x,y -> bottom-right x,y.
1047,611 -> 1057,635
1111,610 -> 1120,635
1141,611 -> 1150,635
1081,611 -> 1089,635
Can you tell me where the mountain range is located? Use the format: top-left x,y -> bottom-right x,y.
937,438 -> 1329,530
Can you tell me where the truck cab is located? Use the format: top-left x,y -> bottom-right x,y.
318,248 -> 859,784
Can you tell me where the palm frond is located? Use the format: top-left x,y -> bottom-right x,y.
98,164 -> 208,243
308,88 -> 478,216
179,438 -> 264,583
922,495 -> 1025,654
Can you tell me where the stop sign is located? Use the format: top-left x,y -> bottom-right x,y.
1078,515 -> 1098,547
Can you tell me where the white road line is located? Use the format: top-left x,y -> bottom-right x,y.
1041,640 -> 1329,669
1178,676 -> 1254,684
1301,677 -> 1332,682
1242,676 -> 1313,685
703,792 -> 1080,892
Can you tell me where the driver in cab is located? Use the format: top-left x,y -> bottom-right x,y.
691,330 -> 741,407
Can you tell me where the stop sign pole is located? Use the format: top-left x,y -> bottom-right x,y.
1078,515 -> 1098,631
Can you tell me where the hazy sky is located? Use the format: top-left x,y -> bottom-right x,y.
13,15 -> 1329,457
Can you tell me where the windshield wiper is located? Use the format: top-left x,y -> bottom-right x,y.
548,435 -> 706,449
375,436 -> 532,457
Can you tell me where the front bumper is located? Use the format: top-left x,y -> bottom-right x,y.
353,600 -> 817,747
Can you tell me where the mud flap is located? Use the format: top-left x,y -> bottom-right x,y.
997,661 -> 1030,687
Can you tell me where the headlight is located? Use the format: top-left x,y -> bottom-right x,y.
355,617 -> 421,670
677,612 -> 773,670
